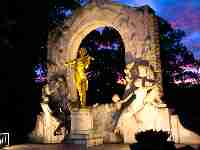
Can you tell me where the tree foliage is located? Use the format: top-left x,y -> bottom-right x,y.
49,0 -> 81,10
48,0 -> 81,29
158,17 -> 195,86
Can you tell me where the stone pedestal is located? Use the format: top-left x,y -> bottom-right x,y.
64,108 -> 103,147
71,108 -> 93,134
29,103 -> 65,143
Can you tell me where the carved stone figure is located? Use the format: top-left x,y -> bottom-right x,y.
64,48 -> 94,107
114,62 -> 167,142
42,76 -> 71,136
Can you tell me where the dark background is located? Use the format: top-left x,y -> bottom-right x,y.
0,0 -> 47,144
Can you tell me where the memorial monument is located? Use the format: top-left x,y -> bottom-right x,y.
29,0 -> 200,146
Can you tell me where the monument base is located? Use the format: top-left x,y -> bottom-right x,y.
64,131 -> 103,147
64,108 -> 103,147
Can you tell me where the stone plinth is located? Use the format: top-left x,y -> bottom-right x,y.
65,132 -> 103,147
71,108 -> 93,134
65,108 -> 103,147
29,103 -> 65,143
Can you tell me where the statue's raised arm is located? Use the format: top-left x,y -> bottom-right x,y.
64,48 -> 94,68
64,58 -> 77,68
63,48 -> 94,108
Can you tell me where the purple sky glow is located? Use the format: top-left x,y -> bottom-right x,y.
113,0 -> 200,59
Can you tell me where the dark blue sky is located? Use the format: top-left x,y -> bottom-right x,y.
113,0 -> 200,59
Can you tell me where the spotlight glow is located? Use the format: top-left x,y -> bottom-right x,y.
34,64 -> 47,83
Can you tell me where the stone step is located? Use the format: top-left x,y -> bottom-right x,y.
64,133 -> 103,147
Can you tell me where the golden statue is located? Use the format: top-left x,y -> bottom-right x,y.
64,48 -> 94,107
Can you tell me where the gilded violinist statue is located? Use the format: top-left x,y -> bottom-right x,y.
64,48 -> 94,107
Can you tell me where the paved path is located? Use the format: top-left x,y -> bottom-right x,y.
88,144 -> 130,150
2,144 -> 86,150
2,144 -> 131,150
2,144 -> 200,150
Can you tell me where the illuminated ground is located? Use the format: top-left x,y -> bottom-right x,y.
3,144 -> 200,150
2,144 -> 129,150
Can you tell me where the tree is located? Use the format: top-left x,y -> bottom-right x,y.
48,0 -> 81,29
158,17 -> 200,134
49,0 -> 81,11
158,17 -> 195,86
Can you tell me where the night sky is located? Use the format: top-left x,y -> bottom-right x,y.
113,0 -> 200,59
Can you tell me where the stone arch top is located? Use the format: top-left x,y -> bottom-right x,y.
48,1 -> 162,102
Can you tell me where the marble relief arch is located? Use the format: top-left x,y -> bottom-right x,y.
44,1 -> 182,144
34,1 -> 200,145
47,1 -> 162,108
24,0 -> 200,145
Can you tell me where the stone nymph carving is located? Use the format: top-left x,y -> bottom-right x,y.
41,74 -> 71,135
114,62 -> 167,142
